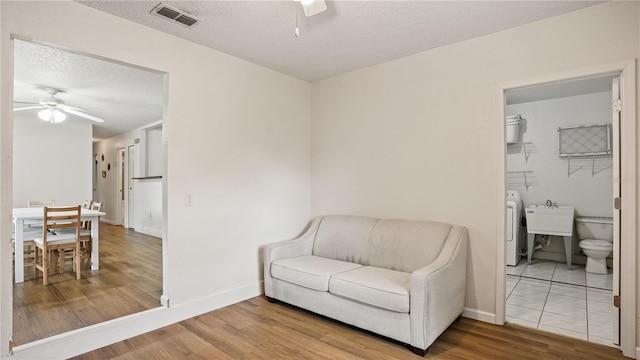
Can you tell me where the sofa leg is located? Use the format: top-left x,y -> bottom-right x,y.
407,345 -> 428,357
265,296 -> 277,303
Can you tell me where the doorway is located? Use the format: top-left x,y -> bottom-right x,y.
504,75 -> 617,346
10,38 -> 167,347
496,60 -> 636,357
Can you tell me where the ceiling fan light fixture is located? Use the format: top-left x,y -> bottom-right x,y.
38,108 -> 66,123
294,0 -> 327,18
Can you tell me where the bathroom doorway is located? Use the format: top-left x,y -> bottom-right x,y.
504,75 -> 618,346
498,61 -> 637,356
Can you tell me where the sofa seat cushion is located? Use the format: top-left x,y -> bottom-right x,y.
329,266 -> 411,313
271,255 -> 362,291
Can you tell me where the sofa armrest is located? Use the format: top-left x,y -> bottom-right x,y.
409,226 -> 468,350
263,217 -> 323,297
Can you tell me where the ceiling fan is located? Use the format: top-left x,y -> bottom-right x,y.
13,88 -> 104,124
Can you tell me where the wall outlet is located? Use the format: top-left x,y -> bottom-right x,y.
185,193 -> 193,206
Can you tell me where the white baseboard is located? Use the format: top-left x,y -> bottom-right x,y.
635,346 -> 640,359
7,281 -> 263,359
462,307 -> 496,324
100,218 -> 119,225
134,226 -> 162,238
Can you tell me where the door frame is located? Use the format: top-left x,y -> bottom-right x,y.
495,60 -> 636,357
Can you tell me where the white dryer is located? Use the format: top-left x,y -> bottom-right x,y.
506,190 -> 524,266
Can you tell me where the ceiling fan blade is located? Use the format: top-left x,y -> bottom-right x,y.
58,104 -> 88,112
63,108 -> 104,123
13,106 -> 44,111
14,101 -> 40,105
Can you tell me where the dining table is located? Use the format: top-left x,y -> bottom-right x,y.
12,206 -> 106,284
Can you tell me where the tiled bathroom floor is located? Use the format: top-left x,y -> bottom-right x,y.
506,259 -> 615,347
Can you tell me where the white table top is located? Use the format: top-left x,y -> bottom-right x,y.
13,207 -> 106,220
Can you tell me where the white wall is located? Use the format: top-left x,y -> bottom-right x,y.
13,114 -> 92,208
310,2 -> 638,322
0,0 -> 311,356
506,92 -> 613,261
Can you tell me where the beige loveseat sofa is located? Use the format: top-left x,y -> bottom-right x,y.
263,215 -> 468,356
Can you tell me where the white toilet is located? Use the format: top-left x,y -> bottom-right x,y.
576,216 -> 613,274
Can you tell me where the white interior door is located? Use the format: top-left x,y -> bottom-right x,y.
93,154 -> 98,201
126,144 -> 136,230
611,76 -> 621,345
117,148 -> 125,225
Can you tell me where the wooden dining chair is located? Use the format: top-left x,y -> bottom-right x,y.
79,200 -> 93,229
11,228 -> 42,280
33,206 -> 82,285
60,201 -> 102,268
81,201 -> 101,257
17,200 -> 56,277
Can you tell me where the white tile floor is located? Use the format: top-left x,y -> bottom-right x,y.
506,259 -> 616,347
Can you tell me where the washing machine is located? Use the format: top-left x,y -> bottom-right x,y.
506,190 -> 524,266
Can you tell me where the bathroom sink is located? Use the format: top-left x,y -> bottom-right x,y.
525,205 -> 575,236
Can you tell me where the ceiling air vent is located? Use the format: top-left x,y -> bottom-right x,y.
151,3 -> 200,28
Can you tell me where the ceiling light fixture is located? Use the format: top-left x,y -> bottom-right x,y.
292,0 -> 326,38
294,0 -> 327,17
38,107 -> 66,123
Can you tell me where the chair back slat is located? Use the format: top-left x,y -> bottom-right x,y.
43,206 -> 82,235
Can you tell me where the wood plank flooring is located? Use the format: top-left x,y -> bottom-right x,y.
73,296 -> 626,360
13,223 -> 162,345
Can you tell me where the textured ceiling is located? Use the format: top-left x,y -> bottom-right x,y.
13,40 -> 164,140
14,1 -> 604,140
77,0 -> 603,82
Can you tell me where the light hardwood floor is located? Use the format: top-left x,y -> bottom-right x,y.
13,223 -> 162,345
73,295 -> 626,359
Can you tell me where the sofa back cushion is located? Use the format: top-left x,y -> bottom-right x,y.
367,219 -> 452,272
312,215 -> 378,265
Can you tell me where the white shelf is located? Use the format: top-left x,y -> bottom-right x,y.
507,142 -> 534,163
563,155 -> 613,177
507,171 -> 536,190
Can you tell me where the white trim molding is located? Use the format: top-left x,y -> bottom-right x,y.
463,308 -> 496,324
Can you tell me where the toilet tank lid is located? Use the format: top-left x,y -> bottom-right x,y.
575,216 -> 613,224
